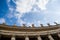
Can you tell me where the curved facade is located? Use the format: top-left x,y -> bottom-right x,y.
0,23 -> 60,40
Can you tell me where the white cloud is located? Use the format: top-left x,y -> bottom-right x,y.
0,18 -> 5,24
7,0 -> 60,26
37,0 -> 49,10
12,0 -> 50,25
13,0 -> 49,13
15,0 -> 36,13
17,18 -> 26,26
7,13 -> 14,18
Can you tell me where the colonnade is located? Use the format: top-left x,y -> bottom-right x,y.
0,34 -> 60,40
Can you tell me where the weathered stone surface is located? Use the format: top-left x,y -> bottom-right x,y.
0,24 -> 60,40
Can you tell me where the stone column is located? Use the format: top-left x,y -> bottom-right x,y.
37,36 -> 42,40
25,36 -> 29,40
0,35 -> 1,40
11,36 -> 15,40
48,35 -> 54,40
58,34 -> 60,38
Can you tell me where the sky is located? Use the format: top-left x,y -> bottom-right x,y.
0,0 -> 60,27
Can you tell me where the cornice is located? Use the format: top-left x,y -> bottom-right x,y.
0,24 -> 60,31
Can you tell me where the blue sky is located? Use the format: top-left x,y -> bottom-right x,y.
0,0 -> 60,27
